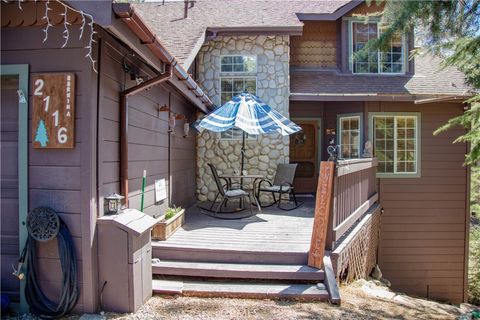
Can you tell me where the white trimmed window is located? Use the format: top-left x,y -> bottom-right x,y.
219,55 -> 257,140
220,77 -> 257,105
221,55 -> 256,73
338,115 -> 362,159
371,114 -> 420,176
350,21 -> 406,74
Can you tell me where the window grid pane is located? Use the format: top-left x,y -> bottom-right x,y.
340,116 -> 361,159
352,22 -> 404,74
220,55 -> 256,73
220,77 -> 257,140
373,115 -> 417,174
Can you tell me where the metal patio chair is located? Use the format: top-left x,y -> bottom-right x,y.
256,163 -> 303,211
207,163 -> 254,216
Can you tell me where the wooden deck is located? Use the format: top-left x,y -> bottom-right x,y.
150,196 -> 341,303
152,197 -> 315,264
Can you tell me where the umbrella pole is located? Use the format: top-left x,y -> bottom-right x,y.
240,131 -> 246,189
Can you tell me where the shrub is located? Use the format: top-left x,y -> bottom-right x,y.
470,226 -> 480,305
164,206 -> 182,221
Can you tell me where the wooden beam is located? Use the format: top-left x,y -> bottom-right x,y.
323,252 -> 341,305
333,192 -> 379,241
336,158 -> 378,176
308,161 -> 335,269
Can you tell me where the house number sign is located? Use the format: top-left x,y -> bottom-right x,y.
32,73 -> 75,149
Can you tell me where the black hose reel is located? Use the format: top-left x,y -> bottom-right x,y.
16,207 -> 79,318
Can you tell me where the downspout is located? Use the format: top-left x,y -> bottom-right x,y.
120,63 -> 173,207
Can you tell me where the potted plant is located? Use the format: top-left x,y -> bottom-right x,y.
152,206 -> 185,240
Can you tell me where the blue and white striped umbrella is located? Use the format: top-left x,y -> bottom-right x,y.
195,92 -> 301,136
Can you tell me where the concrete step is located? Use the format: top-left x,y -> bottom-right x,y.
152,243 -> 308,265
152,260 -> 325,281
152,279 -> 329,301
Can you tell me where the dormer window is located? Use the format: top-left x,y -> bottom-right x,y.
349,21 -> 406,74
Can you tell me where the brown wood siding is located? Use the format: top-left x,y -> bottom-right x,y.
345,2 -> 384,17
290,21 -> 337,68
1,24 -> 98,312
366,101 -> 468,304
97,31 -> 197,219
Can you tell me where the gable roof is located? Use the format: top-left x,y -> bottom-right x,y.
133,0 -> 353,68
290,55 -> 473,100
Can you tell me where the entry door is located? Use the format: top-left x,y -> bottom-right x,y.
1,75 -> 20,301
290,120 -> 320,193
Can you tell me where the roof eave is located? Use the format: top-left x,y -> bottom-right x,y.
112,3 -> 213,112
296,0 -> 364,21
207,25 -> 303,36
290,93 -> 471,102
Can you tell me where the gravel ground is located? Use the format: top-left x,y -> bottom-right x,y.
106,281 -> 473,320
4,281 -> 477,320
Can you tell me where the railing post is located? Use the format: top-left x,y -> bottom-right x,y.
325,177 -> 336,251
308,161 -> 335,269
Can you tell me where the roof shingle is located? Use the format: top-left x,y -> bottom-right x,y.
290,55 -> 472,97
133,0 -> 351,67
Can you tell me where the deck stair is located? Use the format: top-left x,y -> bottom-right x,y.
151,242 -> 336,302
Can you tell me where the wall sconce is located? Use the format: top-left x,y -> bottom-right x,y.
158,105 -> 170,112
168,115 -> 176,134
105,193 -> 125,215
183,122 -> 190,138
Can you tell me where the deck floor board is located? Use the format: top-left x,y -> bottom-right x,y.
153,198 -> 315,253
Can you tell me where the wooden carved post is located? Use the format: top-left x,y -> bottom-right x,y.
308,161 -> 335,269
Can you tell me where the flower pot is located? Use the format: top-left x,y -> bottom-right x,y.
152,209 -> 185,240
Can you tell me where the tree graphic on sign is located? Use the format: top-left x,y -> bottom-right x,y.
35,119 -> 49,147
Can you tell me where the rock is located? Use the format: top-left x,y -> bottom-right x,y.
205,139 -> 214,149
253,46 -> 264,54
265,50 -> 274,60
245,149 -> 254,158
269,149 -> 280,159
255,35 -> 267,46
264,40 -> 274,50
227,154 -> 237,162
258,162 -> 269,171
257,54 -> 267,65
205,149 -> 215,159
260,138 -> 270,146
219,140 -> 229,149
261,147 -> 269,155
234,144 -> 242,156
236,40 -> 245,50
249,157 -> 259,165
217,162 -> 228,170
259,155 -> 269,163
273,45 -> 284,55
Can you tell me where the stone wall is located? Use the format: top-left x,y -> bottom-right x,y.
195,35 -> 291,202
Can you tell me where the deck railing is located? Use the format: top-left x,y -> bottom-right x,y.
325,158 -> 379,250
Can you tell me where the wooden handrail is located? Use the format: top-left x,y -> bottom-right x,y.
308,158 -> 379,264
328,158 -> 378,250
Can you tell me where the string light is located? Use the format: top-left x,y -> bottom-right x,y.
42,0 -> 53,43
79,11 -> 86,40
37,0 -> 97,73
85,19 -> 98,73
60,5 -> 70,48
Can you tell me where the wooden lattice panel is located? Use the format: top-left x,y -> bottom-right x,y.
332,206 -> 381,282
291,21 -> 337,68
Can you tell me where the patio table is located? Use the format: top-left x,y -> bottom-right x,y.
220,173 -> 264,211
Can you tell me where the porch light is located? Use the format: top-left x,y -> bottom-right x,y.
168,115 -> 176,134
105,193 -> 125,215
183,122 -> 190,138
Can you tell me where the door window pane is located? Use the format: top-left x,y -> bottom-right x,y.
339,115 -> 361,159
